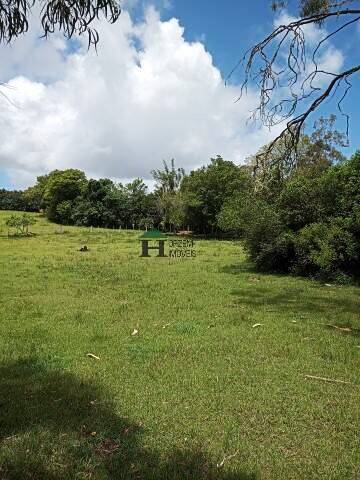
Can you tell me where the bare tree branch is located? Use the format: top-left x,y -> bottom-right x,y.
262,65 -> 360,162
232,3 -> 360,166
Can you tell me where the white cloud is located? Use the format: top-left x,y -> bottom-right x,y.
1,5 -> 70,84
0,7 -> 340,189
274,12 -> 344,80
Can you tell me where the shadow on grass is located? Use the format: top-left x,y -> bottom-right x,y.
223,263 -> 360,336
221,262 -> 258,276
0,359 -> 256,480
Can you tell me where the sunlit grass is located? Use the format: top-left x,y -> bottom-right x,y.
0,211 -> 359,479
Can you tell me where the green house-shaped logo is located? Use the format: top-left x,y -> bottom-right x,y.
139,229 -> 168,257
139,229 -> 168,241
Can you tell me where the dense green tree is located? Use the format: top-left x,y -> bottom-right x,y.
140,192 -> 162,230
320,150 -> 360,218
122,179 -> 149,229
71,178 -> 120,227
71,199 -> 106,227
217,193 -> 253,237
157,191 -> 187,232
181,156 -> 251,233
294,218 -> 359,281
56,200 -> 74,225
22,187 -> 43,211
276,176 -> 324,230
0,190 -> 26,211
239,150 -> 360,281
43,169 -> 87,222
0,188 -> 42,212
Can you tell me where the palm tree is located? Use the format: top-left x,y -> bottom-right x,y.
151,159 -> 186,232
151,159 -> 185,195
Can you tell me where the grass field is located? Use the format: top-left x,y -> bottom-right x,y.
0,211 -> 359,480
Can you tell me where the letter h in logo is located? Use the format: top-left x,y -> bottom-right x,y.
139,230 -> 167,257
140,239 -> 166,257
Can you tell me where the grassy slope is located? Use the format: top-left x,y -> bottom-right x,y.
0,211 -> 359,480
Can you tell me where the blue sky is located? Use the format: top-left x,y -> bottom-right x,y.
133,0 -> 274,77
1,0 -> 359,189
0,171 -> 11,190
152,0 -> 360,148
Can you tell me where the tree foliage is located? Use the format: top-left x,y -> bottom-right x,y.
181,156 -> 251,234
151,159 -> 186,232
42,169 -> 87,222
5,213 -> 36,235
2,121 -> 359,282
0,0 -> 120,48
220,147 -> 360,282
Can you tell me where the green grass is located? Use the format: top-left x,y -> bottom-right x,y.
0,211 -> 359,480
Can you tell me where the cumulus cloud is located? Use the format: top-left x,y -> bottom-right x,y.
0,7 -> 341,189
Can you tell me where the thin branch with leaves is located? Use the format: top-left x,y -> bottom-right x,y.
0,0 -> 121,48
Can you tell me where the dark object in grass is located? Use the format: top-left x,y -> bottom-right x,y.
79,246 -> 89,252
94,438 -> 121,457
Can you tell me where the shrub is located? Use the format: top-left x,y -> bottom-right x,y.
254,231 -> 297,273
217,194 -> 252,237
5,214 -> 36,236
56,201 -> 74,225
71,200 -> 104,227
277,176 -> 323,230
293,219 -> 359,281
241,200 -> 295,272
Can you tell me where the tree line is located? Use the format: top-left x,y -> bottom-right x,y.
1,118 -> 360,282
0,156 -> 249,234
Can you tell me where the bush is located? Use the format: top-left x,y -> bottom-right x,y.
241,200 -> 296,272
254,231 -> 296,273
239,152 -> 360,282
293,219 -> 359,281
56,201 -> 74,225
217,194 -> 252,237
5,214 -> 36,236
277,176 -> 323,230
71,200 -> 104,227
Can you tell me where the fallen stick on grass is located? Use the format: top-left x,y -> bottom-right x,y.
217,450 -> 239,468
325,324 -> 352,332
87,353 -> 100,360
304,375 -> 351,385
